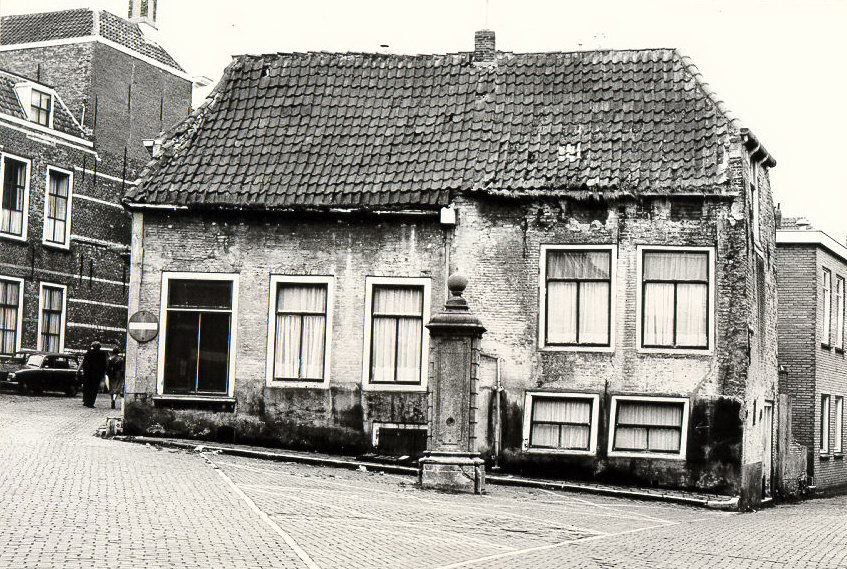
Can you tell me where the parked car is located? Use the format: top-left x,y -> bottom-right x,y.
1,353 -> 81,396
0,349 -> 39,380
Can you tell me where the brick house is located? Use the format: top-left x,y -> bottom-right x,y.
777,219 -> 847,493
123,31 -> 779,505
0,1 -> 193,353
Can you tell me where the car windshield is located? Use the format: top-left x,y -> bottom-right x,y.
26,355 -> 44,367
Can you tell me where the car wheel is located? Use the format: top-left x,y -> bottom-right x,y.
18,382 -> 30,395
65,385 -> 78,397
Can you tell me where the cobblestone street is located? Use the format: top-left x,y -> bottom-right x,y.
1,393 -> 846,568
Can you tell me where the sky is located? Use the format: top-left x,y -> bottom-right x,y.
1,0 -> 844,239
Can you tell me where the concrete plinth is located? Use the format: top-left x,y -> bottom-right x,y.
419,451 -> 485,494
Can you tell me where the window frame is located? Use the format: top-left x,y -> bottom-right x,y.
538,244 -> 617,352
361,276 -> 430,393
0,153 -> 31,242
42,166 -> 73,250
522,391 -> 601,456
636,245 -> 715,354
835,396 -> 844,454
36,282 -> 66,353
607,395 -> 690,460
0,276 -> 24,356
156,272 -> 239,398
821,394 -> 831,454
822,268 -> 833,347
30,88 -> 53,128
265,275 -> 334,389
836,276 -> 845,350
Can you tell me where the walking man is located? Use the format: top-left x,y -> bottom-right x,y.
80,341 -> 108,408
107,347 -> 125,410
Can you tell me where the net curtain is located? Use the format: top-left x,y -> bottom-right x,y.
274,285 -> 326,380
371,287 -> 423,383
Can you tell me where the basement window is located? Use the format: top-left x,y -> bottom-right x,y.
608,396 -> 689,460
523,392 -> 600,455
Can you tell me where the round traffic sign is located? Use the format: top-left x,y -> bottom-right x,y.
128,310 -> 159,343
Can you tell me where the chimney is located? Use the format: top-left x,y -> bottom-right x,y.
128,0 -> 157,30
474,29 -> 496,63
774,203 -> 782,229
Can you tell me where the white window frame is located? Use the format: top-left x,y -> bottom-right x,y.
156,272 -> 239,398
265,275 -> 334,389
608,395 -> 690,460
522,391 -> 601,455
36,281 -> 67,353
42,165 -> 73,249
362,276 -> 430,393
538,244 -> 616,352
636,245 -> 715,355
835,396 -> 844,454
0,152 -> 31,242
821,394 -> 831,454
0,275 -> 24,355
836,276 -> 845,350
823,268 -> 833,346
13,83 -> 56,129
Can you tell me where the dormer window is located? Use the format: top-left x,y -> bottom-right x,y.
30,89 -> 52,127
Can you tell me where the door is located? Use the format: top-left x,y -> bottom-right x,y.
762,401 -> 774,496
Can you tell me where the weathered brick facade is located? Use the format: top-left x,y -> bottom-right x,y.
777,228 -> 847,493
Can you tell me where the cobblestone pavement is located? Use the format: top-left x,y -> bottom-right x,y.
1,392 -> 846,568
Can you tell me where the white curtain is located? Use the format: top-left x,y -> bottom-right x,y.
676,283 -> 707,346
643,283 -> 674,345
643,252 -> 708,347
371,287 -> 423,382
579,282 -> 610,344
45,174 -> 69,244
532,398 -> 591,450
547,281 -> 577,343
547,251 -> 610,279
0,281 -> 19,355
643,252 -> 707,281
42,287 -> 62,352
547,251 -> 610,345
615,401 -> 683,452
274,285 -> 326,380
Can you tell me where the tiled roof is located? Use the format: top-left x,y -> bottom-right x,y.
128,48 -> 761,210
0,9 -> 184,73
0,69 -> 87,139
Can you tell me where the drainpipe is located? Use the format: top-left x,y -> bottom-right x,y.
494,356 -> 502,469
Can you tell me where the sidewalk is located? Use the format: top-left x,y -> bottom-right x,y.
115,434 -> 739,510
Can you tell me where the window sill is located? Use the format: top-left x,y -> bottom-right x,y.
266,380 -> 329,390
362,382 -> 427,393
42,241 -> 71,252
607,450 -> 686,461
153,394 -> 236,412
821,343 -> 833,351
819,452 -> 831,461
834,452 -> 844,460
637,347 -> 712,357
540,344 -> 614,354
523,447 -> 596,457
836,348 -> 845,355
0,232 -> 27,243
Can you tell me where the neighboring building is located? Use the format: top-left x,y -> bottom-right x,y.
777,218 -> 847,493
0,2 -> 193,353
123,31 -> 779,506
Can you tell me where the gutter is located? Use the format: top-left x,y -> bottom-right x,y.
741,128 -> 777,167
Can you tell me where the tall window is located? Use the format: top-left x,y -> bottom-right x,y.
368,283 -> 425,385
0,157 -> 28,238
641,249 -> 710,349
38,283 -> 64,352
44,168 -> 71,247
835,396 -> 844,454
821,394 -> 831,453
162,277 -> 234,395
836,276 -> 845,349
31,89 -> 52,126
269,278 -> 330,383
0,278 -> 22,356
610,397 -> 688,457
543,248 -> 612,347
525,393 -> 598,453
823,269 -> 832,346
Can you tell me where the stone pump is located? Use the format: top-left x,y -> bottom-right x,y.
419,273 -> 487,493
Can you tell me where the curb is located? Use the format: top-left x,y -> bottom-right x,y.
115,435 -> 738,509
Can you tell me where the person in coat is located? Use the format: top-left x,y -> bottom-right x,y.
107,347 -> 125,410
80,341 -> 108,408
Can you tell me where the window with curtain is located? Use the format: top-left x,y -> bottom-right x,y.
44,170 -> 70,246
0,279 -> 21,356
272,283 -> 327,381
163,278 -> 233,395
30,89 -> 52,126
836,276 -> 844,349
39,285 -> 63,352
642,250 -> 709,349
612,399 -> 685,454
821,395 -> 831,453
1,157 -> 27,237
835,396 -> 844,454
370,285 -> 424,384
529,396 -> 593,451
545,249 -> 611,346
822,269 -> 832,346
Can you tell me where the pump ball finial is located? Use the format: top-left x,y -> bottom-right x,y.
447,273 -> 468,297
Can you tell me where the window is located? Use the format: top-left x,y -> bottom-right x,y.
523,392 -> 600,454
363,277 -> 430,390
160,275 -> 237,396
267,276 -> 333,386
541,246 -> 614,348
38,283 -> 65,353
640,248 -> 711,350
0,277 -> 23,356
0,156 -> 29,239
609,396 -> 689,459
43,168 -> 72,247
821,394 -> 831,453
30,89 -> 52,127
837,276 -> 845,349
823,269 -> 832,346
836,396 -> 844,454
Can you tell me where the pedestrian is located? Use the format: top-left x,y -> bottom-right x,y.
79,341 -> 108,408
107,347 -> 125,410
